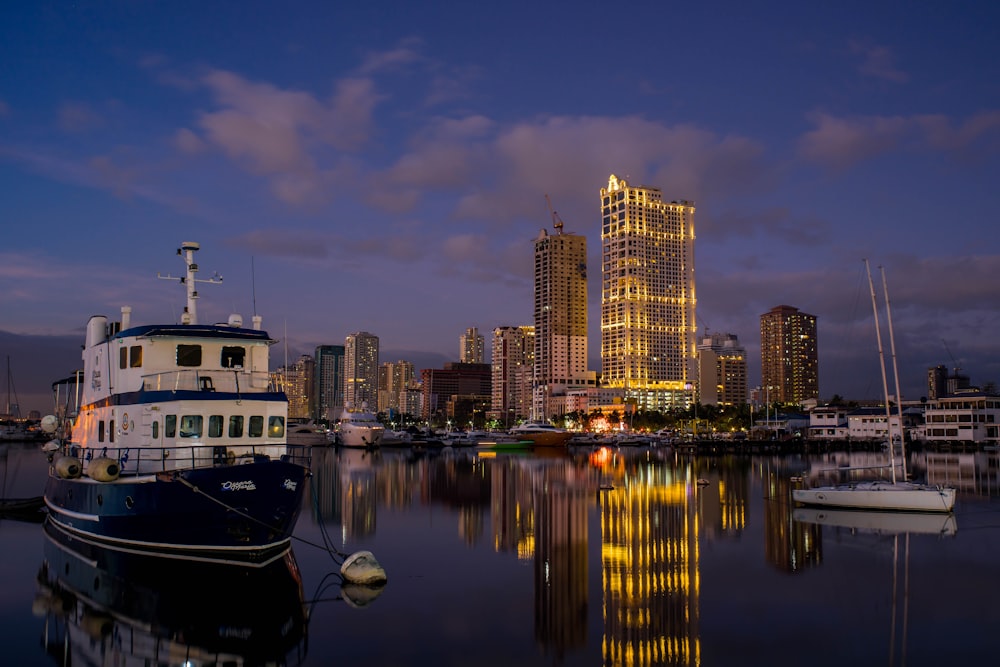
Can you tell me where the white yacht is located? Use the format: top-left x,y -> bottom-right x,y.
335,403 -> 384,448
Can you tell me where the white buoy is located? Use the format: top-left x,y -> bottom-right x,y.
340,550 -> 387,585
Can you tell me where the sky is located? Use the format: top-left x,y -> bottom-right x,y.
2,1 -> 999,417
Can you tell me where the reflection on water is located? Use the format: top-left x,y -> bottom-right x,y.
34,520 -> 309,666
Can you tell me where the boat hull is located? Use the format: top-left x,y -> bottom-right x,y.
792,481 -> 956,513
516,431 -> 573,447
44,458 -> 308,563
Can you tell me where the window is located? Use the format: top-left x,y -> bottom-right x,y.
98,420 -> 105,442
228,415 -> 244,437
165,415 -> 176,438
119,347 -> 127,369
110,420 -> 115,442
130,345 -> 142,368
221,346 -> 246,368
177,344 -> 202,367
249,415 -> 264,438
208,415 -> 223,438
268,416 -> 285,438
179,415 -> 203,438
152,421 -> 159,439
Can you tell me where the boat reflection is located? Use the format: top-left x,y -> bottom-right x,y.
793,507 -> 958,536
34,519 -> 309,666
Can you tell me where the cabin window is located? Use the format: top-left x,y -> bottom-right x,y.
130,345 -> 142,368
208,415 -> 223,438
228,415 -> 244,437
268,416 -> 285,438
249,415 -> 264,438
119,347 -> 127,369
110,420 -> 115,442
98,420 -> 105,442
176,344 -> 202,367
165,415 -> 176,438
152,421 -> 159,439
179,415 -> 203,438
221,346 -> 246,368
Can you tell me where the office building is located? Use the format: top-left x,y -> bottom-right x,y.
490,325 -> 535,426
600,174 -> 697,411
759,305 -> 818,405
315,344 -> 344,420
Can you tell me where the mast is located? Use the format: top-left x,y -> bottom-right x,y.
865,259 -> 897,484
157,241 -> 222,325
881,265 -> 909,481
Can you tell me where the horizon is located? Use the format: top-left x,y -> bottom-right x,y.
2,2 -> 998,415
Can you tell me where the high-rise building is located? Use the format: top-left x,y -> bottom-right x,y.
420,362 -> 491,426
759,305 -> 818,405
460,327 -> 485,364
315,344 -> 344,420
696,332 -> 748,407
344,331 -> 379,411
600,174 -> 697,411
490,325 -> 535,426
272,354 -> 313,419
533,222 -> 591,420
379,359 -> 415,417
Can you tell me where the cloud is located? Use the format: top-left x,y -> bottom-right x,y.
58,102 -> 103,133
173,127 -> 204,154
357,37 -> 425,75
850,40 -> 909,83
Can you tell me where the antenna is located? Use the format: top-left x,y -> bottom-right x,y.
157,241 -> 222,325
251,256 -> 257,316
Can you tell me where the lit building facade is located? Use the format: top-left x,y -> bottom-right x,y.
600,174 -> 697,412
460,327 -> 485,364
378,359 -> 415,417
315,344 -> 344,420
271,354 -> 313,419
533,225 -> 591,420
759,305 -> 818,405
344,331 -> 379,411
696,332 -> 748,407
490,325 -> 535,426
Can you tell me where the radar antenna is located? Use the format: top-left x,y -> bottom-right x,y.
157,241 -> 223,325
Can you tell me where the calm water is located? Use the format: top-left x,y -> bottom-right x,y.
2,440 -> 999,666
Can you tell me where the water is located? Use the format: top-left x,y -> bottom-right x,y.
2,440 -> 999,666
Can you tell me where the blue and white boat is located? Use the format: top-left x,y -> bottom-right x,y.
43,241 -> 309,564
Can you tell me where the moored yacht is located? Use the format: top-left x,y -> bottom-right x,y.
42,241 -> 309,563
508,421 -> 573,447
335,403 -> 384,448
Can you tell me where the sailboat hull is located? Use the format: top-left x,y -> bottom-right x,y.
792,481 -> 955,513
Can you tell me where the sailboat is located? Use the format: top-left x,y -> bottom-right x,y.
792,261 -> 956,513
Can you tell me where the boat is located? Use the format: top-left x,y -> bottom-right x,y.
508,421 -> 572,447
41,241 -> 309,563
286,418 -> 331,446
35,519 -> 308,665
334,402 -> 384,448
792,261 -> 956,513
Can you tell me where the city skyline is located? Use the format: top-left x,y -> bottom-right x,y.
2,2 -> 999,415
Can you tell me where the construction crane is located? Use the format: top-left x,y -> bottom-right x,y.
942,339 -> 962,375
544,194 -> 564,234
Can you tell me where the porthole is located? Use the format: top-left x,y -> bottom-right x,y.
125,496 -> 134,509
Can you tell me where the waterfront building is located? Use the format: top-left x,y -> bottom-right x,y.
920,391 -> 1000,446
420,362 -> 491,425
600,174 -> 697,412
378,360 -> 415,417
315,344 -> 344,421
460,327 -> 485,364
759,305 -> 818,405
696,332 -> 747,407
533,220 -> 593,420
490,325 -> 535,426
344,331 -> 379,411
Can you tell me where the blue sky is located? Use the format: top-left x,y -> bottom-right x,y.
2,1 -> 999,416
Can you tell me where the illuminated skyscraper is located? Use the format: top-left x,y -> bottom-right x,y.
344,331 -> 379,411
460,327 -> 485,364
533,224 -> 590,419
759,305 -> 818,404
315,344 -> 344,420
600,174 -> 697,411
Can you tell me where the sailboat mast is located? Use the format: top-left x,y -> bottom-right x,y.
865,259 -> 897,484
881,265 -> 909,481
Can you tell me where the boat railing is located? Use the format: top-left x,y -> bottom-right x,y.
141,369 -> 274,393
62,442 -> 300,475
